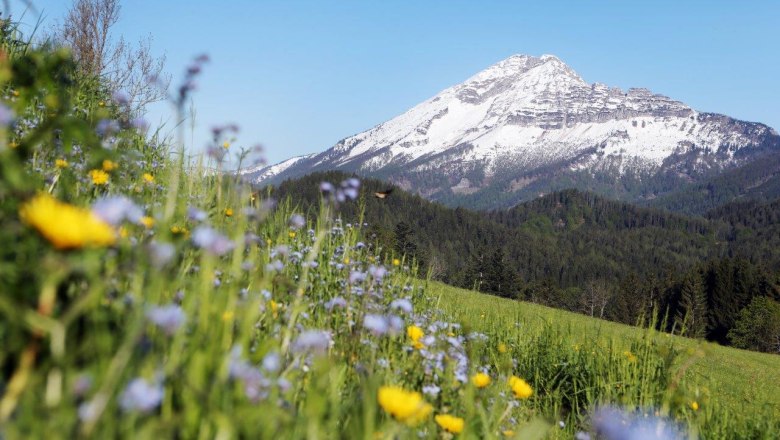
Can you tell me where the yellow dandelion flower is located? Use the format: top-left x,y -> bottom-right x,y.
471,372 -> 491,388
691,401 -> 699,411
19,193 -> 115,249
223,141 -> 230,149
392,258 -> 401,266
143,173 -> 155,184
288,231 -> 296,239
435,414 -> 464,434
224,207 -> 233,217
407,325 -> 424,343
139,216 -> 155,229
377,386 -> 432,426
89,169 -> 109,185
171,225 -> 189,237
498,343 -> 508,353
55,159 -> 69,169
508,376 -> 533,399
623,350 -> 637,363
102,159 -> 118,172
343,257 -> 350,264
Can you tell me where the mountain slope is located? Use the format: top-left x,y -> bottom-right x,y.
246,54 -> 780,209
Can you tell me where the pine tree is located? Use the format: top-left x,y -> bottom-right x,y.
675,271 -> 708,338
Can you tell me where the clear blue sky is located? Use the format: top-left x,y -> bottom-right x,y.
13,0 -> 780,166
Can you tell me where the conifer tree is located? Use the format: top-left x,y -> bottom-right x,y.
675,271 -> 708,338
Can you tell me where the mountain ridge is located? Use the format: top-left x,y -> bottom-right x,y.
245,54 -> 780,209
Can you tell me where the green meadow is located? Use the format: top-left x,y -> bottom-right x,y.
431,282 -> 780,420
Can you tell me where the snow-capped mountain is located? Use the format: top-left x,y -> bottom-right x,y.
243,54 -> 780,208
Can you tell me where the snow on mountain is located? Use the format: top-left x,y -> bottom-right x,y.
244,54 -> 779,207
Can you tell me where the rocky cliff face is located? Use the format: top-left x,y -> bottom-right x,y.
243,54 -> 780,209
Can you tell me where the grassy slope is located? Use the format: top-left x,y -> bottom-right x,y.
428,281 -> 780,418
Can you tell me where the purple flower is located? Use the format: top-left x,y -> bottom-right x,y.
342,187 -> 358,200
72,374 -> 93,398
0,103 -> 14,126
319,181 -> 334,193
262,352 -> 281,373
291,330 -> 331,355
348,178 -> 360,188
363,314 -> 403,336
130,117 -> 149,131
390,298 -> 413,314
271,245 -> 289,258
349,270 -> 366,284
265,260 -> 285,272
288,214 -> 306,230
119,378 -> 163,413
591,406 -> 682,440
148,241 -> 176,266
206,146 -> 227,162
146,304 -> 186,335
192,226 -> 234,255
368,265 -> 388,282
422,384 -> 441,397
187,206 -> 208,222
112,90 -> 130,106
324,297 -> 347,310
92,196 -> 144,225
96,119 -> 120,137
78,399 -> 102,422
363,314 -> 390,335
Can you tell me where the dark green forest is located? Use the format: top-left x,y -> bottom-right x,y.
264,171 -> 780,353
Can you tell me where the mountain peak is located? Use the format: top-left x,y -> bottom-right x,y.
248,55 -> 779,210
462,54 -> 584,93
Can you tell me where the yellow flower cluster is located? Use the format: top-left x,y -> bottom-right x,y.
471,372 -> 491,388
19,193 -> 115,249
171,225 -> 189,237
508,376 -> 533,399
435,414 -> 465,434
140,216 -> 155,229
224,207 -> 234,217
377,386 -> 432,426
407,325 -> 424,349
55,159 -> 69,169
143,173 -> 155,184
89,169 -> 110,185
102,159 -> 118,172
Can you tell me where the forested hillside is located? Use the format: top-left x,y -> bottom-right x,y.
268,171 -> 780,352
648,150 -> 780,215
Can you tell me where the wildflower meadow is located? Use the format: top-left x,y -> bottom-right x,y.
0,13 -> 779,440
